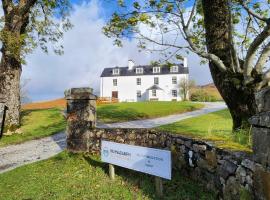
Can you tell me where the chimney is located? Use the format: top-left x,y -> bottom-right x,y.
128,60 -> 135,70
183,57 -> 188,68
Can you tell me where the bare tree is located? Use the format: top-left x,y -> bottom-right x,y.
179,79 -> 195,101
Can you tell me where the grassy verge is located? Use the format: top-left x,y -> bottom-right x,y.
158,109 -> 252,152
0,151 -> 216,200
0,108 -> 66,147
97,101 -> 204,123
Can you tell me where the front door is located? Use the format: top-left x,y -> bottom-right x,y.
112,91 -> 118,99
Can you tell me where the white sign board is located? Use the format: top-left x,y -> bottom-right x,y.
101,140 -> 171,180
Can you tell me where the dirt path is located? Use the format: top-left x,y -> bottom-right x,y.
0,102 -> 226,174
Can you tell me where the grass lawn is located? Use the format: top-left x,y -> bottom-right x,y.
158,109 -> 252,152
0,108 -> 66,147
0,151 -> 216,200
97,101 -> 204,123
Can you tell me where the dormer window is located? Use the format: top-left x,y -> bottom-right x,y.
170,66 -> 178,73
153,67 -> 160,73
136,68 -> 143,74
113,68 -> 120,75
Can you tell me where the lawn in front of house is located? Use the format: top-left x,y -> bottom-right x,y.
0,108 -> 66,147
0,151 -> 216,200
97,101 -> 204,123
158,109 -> 252,152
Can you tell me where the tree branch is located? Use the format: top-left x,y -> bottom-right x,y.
186,0 -> 197,29
241,1 -> 269,23
244,23 -> 270,82
254,41 -> 270,73
177,7 -> 227,71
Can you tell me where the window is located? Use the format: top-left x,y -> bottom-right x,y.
170,66 -> 178,73
154,77 -> 159,85
153,67 -> 160,73
136,68 -> 143,74
113,68 -> 120,75
113,79 -> 117,86
172,90 -> 177,97
136,78 -> 141,85
172,76 -> 177,84
137,90 -> 141,98
152,89 -> 157,97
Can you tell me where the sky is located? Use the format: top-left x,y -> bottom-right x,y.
21,0 -> 212,102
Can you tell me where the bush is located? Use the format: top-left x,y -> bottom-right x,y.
190,89 -> 219,102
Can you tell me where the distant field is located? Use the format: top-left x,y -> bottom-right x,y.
191,83 -> 223,101
22,98 -> 66,110
97,101 -> 204,123
22,99 -> 204,123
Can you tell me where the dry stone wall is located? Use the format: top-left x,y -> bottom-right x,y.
65,87 -> 270,200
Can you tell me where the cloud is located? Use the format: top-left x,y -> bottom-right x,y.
22,0 -> 212,101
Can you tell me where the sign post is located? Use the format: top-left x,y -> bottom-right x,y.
101,140 -> 171,197
155,176 -> 163,197
109,164 -> 115,180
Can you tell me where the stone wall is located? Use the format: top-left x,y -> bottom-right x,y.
65,88 -> 270,200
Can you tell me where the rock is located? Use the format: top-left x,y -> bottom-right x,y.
218,160 -> 237,179
255,87 -> 270,112
176,138 -> 184,144
193,144 -> 207,152
205,150 -> 218,168
223,176 -> 242,200
128,133 -> 136,140
241,159 -> 255,172
184,140 -> 192,148
252,127 -> 270,167
115,136 -> 124,143
253,164 -> 270,200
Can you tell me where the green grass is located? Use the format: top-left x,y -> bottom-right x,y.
158,109 -> 252,152
0,108 -> 66,147
97,101 -> 204,123
0,151 -> 216,200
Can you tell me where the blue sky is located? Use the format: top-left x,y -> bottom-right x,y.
21,0 -> 212,102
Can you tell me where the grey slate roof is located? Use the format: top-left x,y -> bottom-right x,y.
100,64 -> 188,77
147,85 -> 164,91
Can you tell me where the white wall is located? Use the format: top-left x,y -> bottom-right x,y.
100,74 -> 189,102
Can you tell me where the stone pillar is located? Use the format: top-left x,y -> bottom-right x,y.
249,87 -> 270,167
65,88 -> 97,152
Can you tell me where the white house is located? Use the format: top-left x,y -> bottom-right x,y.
100,59 -> 189,102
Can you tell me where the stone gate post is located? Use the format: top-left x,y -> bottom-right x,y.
249,87 -> 270,200
65,88 -> 97,152
249,87 -> 270,166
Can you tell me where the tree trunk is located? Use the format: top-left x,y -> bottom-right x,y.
202,0 -> 257,130
0,50 -> 22,129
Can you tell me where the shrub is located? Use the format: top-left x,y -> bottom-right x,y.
190,89 -> 219,102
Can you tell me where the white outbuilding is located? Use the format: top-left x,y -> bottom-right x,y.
100,59 -> 189,102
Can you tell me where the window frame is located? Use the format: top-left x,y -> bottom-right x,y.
152,89 -> 157,97
154,77 -> 159,85
153,67 -> 161,73
172,76 -> 177,84
136,68 -> 143,74
112,68 -> 120,75
172,90 -> 177,97
136,78 -> 141,85
113,79 -> 117,86
170,66 -> 178,73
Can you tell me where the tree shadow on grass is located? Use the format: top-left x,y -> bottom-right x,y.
82,155 -> 216,200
